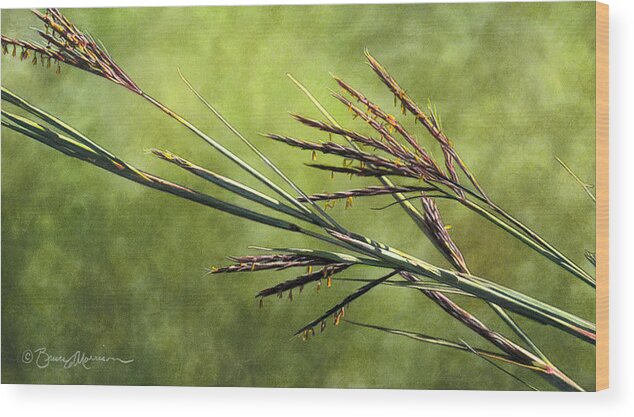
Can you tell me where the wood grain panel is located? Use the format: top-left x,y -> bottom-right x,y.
595,1 -> 609,392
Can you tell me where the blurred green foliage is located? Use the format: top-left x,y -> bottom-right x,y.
1,2 -> 596,390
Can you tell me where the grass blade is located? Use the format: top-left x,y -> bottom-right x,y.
556,156 -> 596,203
176,69 -> 346,232
1,109 -> 304,233
328,230 -> 596,342
334,277 -> 474,297
459,339 -> 539,391
150,148 -> 318,224
345,320 -> 529,368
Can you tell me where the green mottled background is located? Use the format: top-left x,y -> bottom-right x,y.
1,2 -> 596,390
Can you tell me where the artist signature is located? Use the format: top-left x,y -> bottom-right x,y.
22,347 -> 134,369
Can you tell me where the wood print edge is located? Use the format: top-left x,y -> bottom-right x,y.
595,0 -> 609,392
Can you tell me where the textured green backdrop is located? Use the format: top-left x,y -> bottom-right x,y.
2,2 -> 596,390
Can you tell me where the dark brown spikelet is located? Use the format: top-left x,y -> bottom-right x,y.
1,9 -> 142,94
297,185 -> 437,202
209,254 -> 335,274
306,163 -> 410,179
419,196 -> 468,272
265,133 -> 424,179
256,264 -> 350,300
295,270 -> 398,340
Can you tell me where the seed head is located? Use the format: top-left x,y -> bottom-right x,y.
2,9 -> 142,94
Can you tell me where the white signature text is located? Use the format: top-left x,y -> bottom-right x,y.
22,347 -> 134,369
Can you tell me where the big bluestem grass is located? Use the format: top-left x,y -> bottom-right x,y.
281,58 -> 595,288
284,75 -> 553,366
0,88 -> 590,392
1,9 -> 596,391
2,9 -> 342,233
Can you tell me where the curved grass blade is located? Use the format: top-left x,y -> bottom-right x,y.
1,110 -> 304,233
459,339 -> 539,391
2,87 -> 147,180
345,320 -> 528,368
